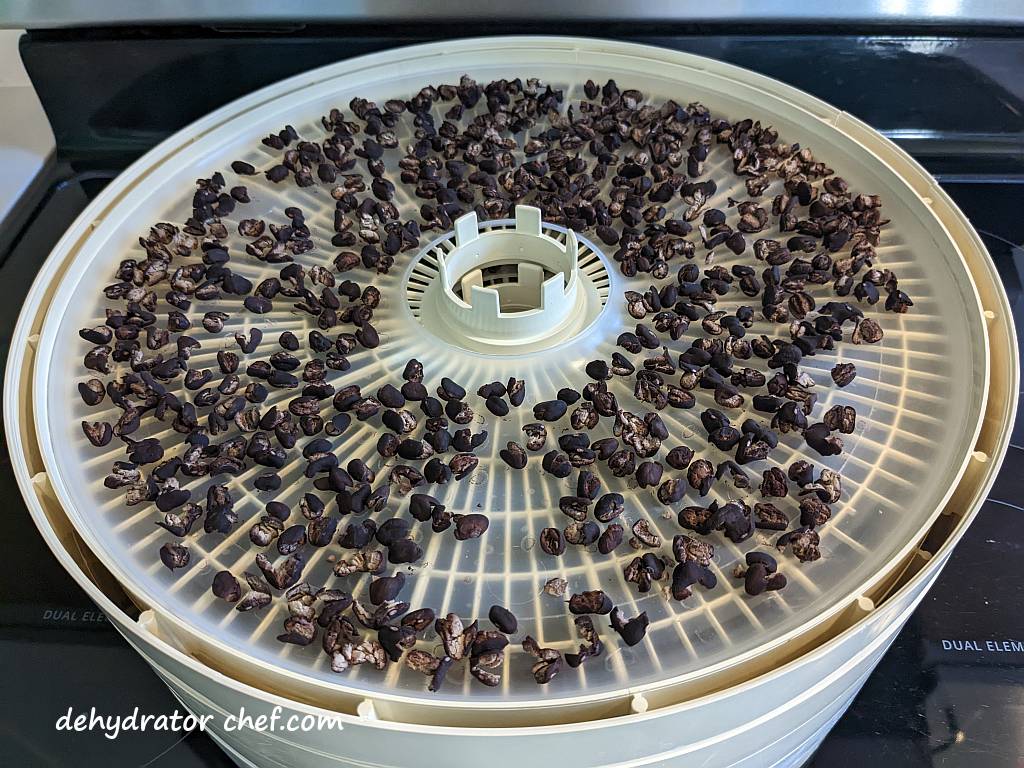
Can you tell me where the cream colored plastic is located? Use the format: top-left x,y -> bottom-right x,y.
3,38 -> 1017,764
23,37 -> 995,714
431,206 -> 583,348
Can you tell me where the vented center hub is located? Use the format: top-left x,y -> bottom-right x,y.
409,206 -> 610,354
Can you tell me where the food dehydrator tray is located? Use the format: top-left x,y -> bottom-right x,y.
27,38 -> 991,714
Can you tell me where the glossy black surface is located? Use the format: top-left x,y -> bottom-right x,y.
1,31 -> 1022,768
18,31 -> 1024,175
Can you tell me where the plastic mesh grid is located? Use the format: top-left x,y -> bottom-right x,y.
37,52 -> 985,706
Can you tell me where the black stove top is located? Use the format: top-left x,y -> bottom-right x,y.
1,28 -> 1022,768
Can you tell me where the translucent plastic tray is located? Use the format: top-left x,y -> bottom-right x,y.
31,38 -> 988,709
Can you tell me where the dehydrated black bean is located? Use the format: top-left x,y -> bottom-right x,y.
568,590 -> 613,615
212,571 -> 241,602
489,605 -> 518,634
369,573 -> 406,606
760,467 -> 789,498
665,446 -> 694,470
277,524 -> 306,555
453,513 -> 489,540
492,439 -> 525,469
823,404 -> 857,434
437,377 -> 466,401
507,377 -> 526,407
708,500 -> 754,544
598,524 -> 623,554
630,519 -> 661,548
559,495 -> 591,522
533,400 -> 567,422
82,420 -> 113,447
671,560 -> 717,601
78,378 -> 106,406
377,384 -> 405,408
624,552 -> 667,593
486,395 -> 510,417
805,422 -> 844,456
754,502 -> 788,531
542,450 -> 572,478
539,526 -> 565,556
557,388 -> 582,406
830,362 -> 857,387
564,520 -> 600,546
159,542 -> 190,571
388,538 -> 423,564
609,607 -> 648,646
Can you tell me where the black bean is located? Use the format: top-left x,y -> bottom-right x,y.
542,450 -> 572,478
83,346 -> 110,374
805,422 -> 843,456
760,467 -> 789,498
617,332 -> 642,353
388,538 -> 423,564
78,378 -> 106,406
489,605 -> 518,634
356,323 -> 380,348
559,495 -> 591,522
453,513 -> 489,540
397,438 -> 433,461
598,524 -> 623,554
665,446 -> 693,470
523,423 -> 547,451
499,441 -> 528,469
307,516 -> 337,547
82,420 -> 112,447
277,524 -> 306,555
831,362 -> 857,387
377,384 -> 405,408
564,520 -> 600,546
254,473 -> 282,492
568,590 -> 613,615
408,493 -> 440,522
477,381 -> 507,398
211,571 -> 241,602
490,378 -> 520,410
375,518 -> 411,548
585,360 -> 610,380
609,607 -> 648,646
590,493 -> 622,523
657,477 -> 686,505
571,471 -> 597,501
156,489 -> 191,512
80,326 -> 112,345
635,461 -> 663,488
551,387 -> 580,406
437,377 -> 465,400
533,400 -> 567,421
823,404 -> 857,434
369,573 -> 406,605
449,453 -> 479,480
376,433 -> 399,457
444,399 -> 474,424
539,527 -> 565,556
753,502 -> 787,531
159,542 -> 190,571
424,457 -> 453,485
486,396 -> 510,416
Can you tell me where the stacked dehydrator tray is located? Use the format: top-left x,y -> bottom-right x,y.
5,37 -> 1018,768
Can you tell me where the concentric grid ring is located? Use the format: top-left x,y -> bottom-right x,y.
31,38 -> 988,709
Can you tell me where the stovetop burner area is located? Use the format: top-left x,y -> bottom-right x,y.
1,30 -> 1022,767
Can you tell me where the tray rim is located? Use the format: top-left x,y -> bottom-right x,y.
17,35 -> 1002,714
